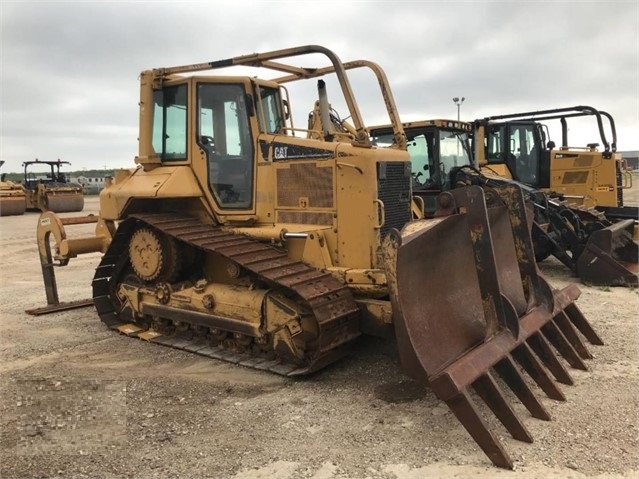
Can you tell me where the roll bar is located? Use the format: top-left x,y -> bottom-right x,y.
147,45 -> 406,149
476,106 -> 617,155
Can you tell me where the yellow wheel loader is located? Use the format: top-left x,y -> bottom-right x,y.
27,46 -> 603,469
0,161 -> 27,216
22,159 -> 84,213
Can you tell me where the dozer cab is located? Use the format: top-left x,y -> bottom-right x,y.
28,46 -> 603,469
22,159 -> 84,213
0,160 -> 27,216
369,118 -> 474,217
474,107 -> 638,286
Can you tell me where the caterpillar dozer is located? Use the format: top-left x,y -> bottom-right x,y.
0,161 -> 27,216
474,107 -> 638,286
474,106 -> 637,219
27,46 -> 603,469
22,159 -> 84,213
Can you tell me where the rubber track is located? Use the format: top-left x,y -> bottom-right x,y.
92,213 -> 362,376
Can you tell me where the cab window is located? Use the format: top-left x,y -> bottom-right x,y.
508,124 -> 538,184
486,124 -> 539,184
198,83 -> 254,209
487,125 -> 506,162
406,134 -> 433,187
439,129 -> 470,189
405,129 -> 469,190
152,85 -> 187,161
257,87 -> 284,134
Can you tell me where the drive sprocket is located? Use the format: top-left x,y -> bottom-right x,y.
128,226 -> 180,282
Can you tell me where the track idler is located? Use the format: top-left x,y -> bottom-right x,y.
384,184 -> 603,469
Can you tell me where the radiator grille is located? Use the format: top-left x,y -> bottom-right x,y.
276,163 -> 333,208
377,161 -> 412,238
277,211 -> 334,225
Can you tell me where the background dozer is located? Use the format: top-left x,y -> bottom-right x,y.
0,160 -> 27,216
474,105 -> 636,219
369,118 -> 474,217
369,113 -> 638,286
22,159 -> 84,213
474,106 -> 638,286
28,45 -> 602,469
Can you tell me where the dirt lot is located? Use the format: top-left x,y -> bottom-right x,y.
0,196 -> 637,479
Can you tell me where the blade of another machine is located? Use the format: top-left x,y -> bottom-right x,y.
383,185 -> 603,469
577,219 -> 639,287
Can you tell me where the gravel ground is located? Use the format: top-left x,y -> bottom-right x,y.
0,196 -> 637,479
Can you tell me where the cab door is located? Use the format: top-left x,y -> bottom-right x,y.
197,83 -> 255,211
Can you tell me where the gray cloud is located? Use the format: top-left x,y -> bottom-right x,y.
1,1 -> 637,173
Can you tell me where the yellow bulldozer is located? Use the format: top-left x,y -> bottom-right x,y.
27,45 -> 603,469
473,107 -> 638,286
474,106 -> 636,218
22,159 -> 84,213
0,160 -> 27,216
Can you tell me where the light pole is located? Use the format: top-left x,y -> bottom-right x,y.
452,97 -> 466,163
452,96 -> 465,121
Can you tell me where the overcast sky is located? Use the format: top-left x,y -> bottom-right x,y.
1,1 -> 637,174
